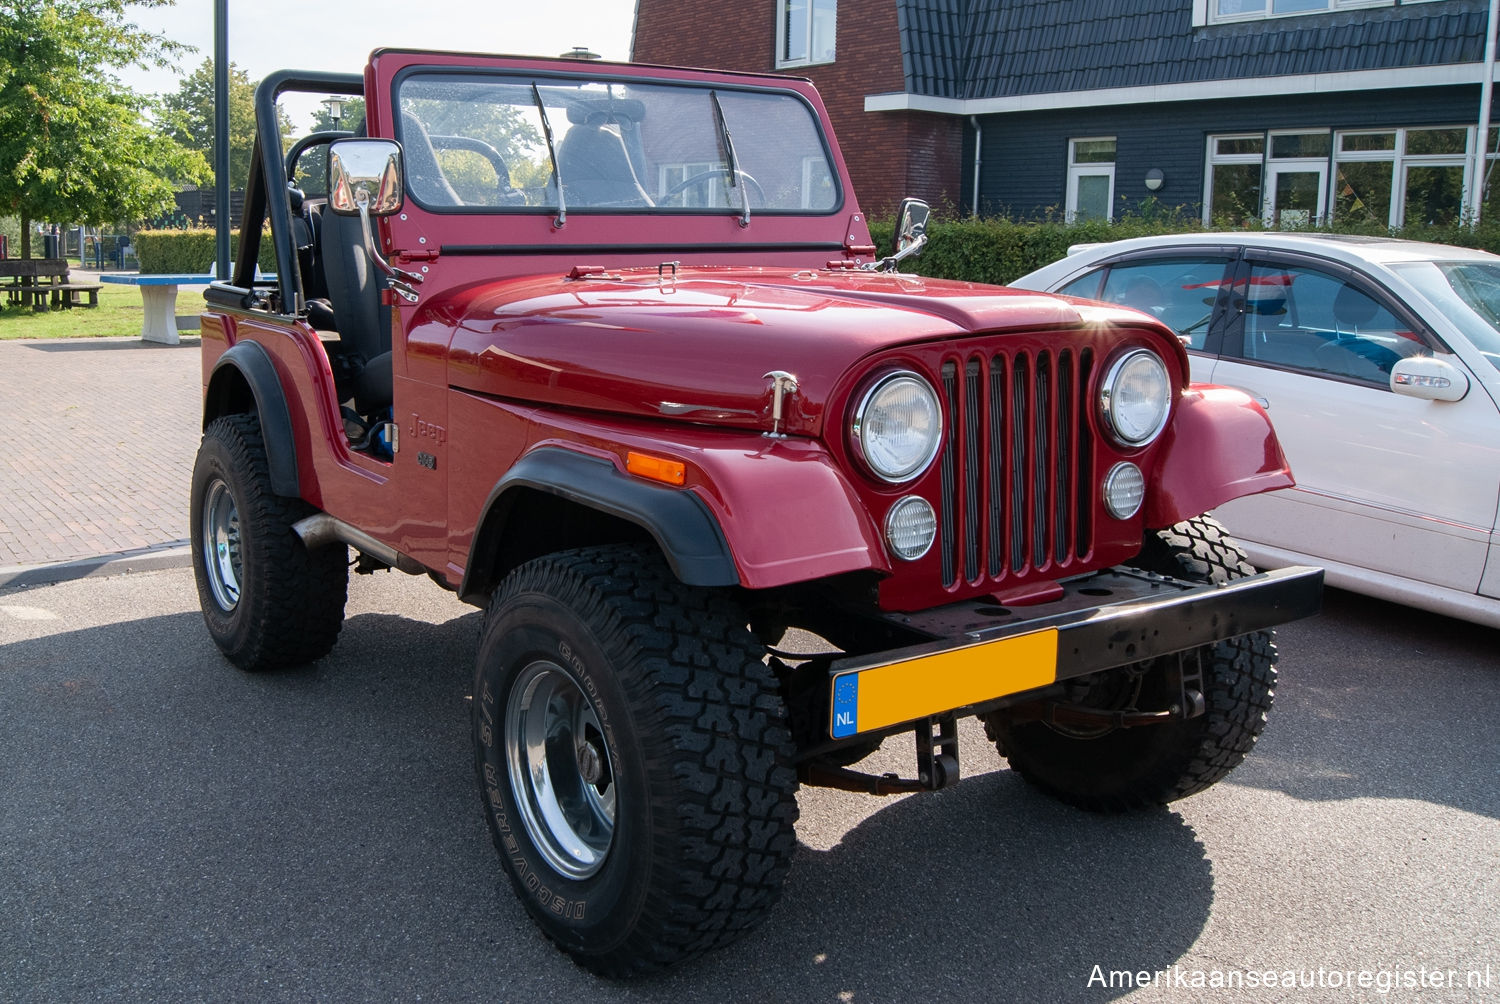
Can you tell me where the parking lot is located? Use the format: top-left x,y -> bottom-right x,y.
2,566 -> 1496,1002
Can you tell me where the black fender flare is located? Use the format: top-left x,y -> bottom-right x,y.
205,341 -> 300,497
461,447 -> 739,601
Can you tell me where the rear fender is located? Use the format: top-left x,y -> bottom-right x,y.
203,340 -> 300,497
1144,384 -> 1294,529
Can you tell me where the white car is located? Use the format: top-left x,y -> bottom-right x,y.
1012,232 -> 1500,628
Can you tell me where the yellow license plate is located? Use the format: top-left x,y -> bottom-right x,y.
829,628 -> 1059,738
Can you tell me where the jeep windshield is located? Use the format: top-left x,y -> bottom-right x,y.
394,73 -> 840,215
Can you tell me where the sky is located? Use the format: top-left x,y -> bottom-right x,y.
116,0 -> 638,130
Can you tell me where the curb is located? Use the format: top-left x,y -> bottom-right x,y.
0,542 -> 193,591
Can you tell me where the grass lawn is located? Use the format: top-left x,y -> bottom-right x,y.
0,276 -> 209,340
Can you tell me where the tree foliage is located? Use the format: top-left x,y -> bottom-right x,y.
0,0 -> 208,255
161,58 -> 293,194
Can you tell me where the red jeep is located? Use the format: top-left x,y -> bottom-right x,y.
191,50 -> 1321,975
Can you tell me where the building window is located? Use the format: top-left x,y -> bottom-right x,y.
1210,0 -> 1387,22
1206,134 -> 1264,226
1207,126 -> 1489,229
1334,127 -> 1478,228
776,0 -> 837,68
1067,138 -> 1115,222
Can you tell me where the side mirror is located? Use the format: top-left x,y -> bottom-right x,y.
1390,354 -> 1470,402
865,197 -> 931,272
328,138 -> 405,217
327,138 -> 421,302
894,198 -> 930,255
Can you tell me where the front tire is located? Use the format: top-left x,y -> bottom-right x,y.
472,546 -> 798,976
190,414 -> 348,671
983,515 -> 1276,811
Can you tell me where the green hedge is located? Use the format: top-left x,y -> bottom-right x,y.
869,211 -> 1500,287
133,229 -> 277,275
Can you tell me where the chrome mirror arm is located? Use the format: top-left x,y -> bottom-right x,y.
354,191 -> 423,302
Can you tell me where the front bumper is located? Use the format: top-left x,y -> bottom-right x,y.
828,564 -> 1323,738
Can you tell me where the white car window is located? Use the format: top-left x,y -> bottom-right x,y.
1238,263 -> 1424,385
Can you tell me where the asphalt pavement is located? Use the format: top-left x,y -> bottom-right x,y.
1,570 -> 1497,1002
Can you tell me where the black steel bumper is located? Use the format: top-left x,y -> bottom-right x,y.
826,565 -> 1323,739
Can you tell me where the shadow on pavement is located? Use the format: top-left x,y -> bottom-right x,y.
20,337 -> 200,353
1225,587 -> 1500,821
2,604 -> 1212,1001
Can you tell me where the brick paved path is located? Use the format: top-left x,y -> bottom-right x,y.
0,336 -> 201,568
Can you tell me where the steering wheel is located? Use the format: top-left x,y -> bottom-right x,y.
662,169 -> 765,207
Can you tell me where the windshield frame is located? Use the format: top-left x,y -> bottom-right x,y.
389,66 -> 845,219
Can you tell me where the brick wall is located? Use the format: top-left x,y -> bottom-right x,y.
633,0 -> 961,218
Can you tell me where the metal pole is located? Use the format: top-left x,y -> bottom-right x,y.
214,0 -> 231,279
1471,0 -> 1498,226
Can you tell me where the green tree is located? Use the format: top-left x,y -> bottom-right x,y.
161,58 -> 293,195
0,0 -> 208,257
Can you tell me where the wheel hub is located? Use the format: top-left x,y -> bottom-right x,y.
202,479 -> 243,611
506,661 -> 616,880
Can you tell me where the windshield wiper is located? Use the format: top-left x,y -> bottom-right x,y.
532,83 -> 566,228
710,90 -> 750,228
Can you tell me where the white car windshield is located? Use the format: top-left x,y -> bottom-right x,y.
394,73 -> 839,214
1388,261 -> 1500,374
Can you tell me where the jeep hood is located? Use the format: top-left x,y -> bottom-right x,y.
436,266 -> 1149,437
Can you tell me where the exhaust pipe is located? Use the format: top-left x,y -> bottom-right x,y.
292,513 -> 426,575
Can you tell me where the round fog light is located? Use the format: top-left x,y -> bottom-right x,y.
885,496 -> 937,560
1103,462 -> 1145,519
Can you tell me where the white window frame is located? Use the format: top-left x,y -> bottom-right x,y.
775,0 -> 837,69
659,161 -> 722,207
1202,0 -> 1388,25
1264,128 -> 1331,227
1203,133 -> 1266,226
1066,137 -> 1116,222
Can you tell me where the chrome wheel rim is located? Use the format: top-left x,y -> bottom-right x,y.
202,479 -> 242,611
505,660 -> 616,879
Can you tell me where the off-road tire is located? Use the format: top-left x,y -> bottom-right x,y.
983,515 -> 1276,811
190,414 -> 348,671
472,545 -> 798,977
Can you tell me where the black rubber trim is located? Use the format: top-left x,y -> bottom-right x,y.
461,448 -> 738,599
208,341 -> 300,497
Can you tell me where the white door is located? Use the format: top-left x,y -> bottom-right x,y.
1207,255 -> 1500,591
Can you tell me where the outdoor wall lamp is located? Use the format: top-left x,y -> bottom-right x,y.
1144,168 -> 1165,192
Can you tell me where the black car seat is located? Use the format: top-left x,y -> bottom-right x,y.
555,115 -> 653,207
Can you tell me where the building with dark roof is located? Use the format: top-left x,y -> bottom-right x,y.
633,0 -> 1498,225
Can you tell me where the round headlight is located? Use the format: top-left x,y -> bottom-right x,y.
1100,349 -> 1171,447
885,496 -> 937,560
852,372 -> 943,483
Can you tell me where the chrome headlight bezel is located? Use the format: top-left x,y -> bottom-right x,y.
851,371 -> 944,484
1099,348 -> 1172,448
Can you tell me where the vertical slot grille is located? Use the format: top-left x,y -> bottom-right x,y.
938,346 -> 1093,589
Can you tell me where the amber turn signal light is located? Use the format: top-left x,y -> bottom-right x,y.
626,451 -> 686,486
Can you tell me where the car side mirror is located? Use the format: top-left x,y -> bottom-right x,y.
894,198 -> 930,255
327,138 -> 421,302
1390,354 -> 1469,402
328,138 -> 405,217
865,197 -> 931,272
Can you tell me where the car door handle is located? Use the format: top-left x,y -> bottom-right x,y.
1226,386 -> 1270,410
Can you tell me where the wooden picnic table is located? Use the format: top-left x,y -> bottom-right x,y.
1,258 -> 70,310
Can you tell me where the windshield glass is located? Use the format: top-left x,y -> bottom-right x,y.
1388,260 -> 1500,374
394,73 -> 839,214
